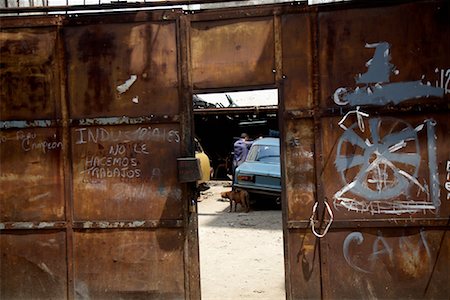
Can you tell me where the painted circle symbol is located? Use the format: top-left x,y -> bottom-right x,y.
335,117 -> 420,201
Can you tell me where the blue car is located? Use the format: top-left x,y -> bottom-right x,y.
233,137 -> 281,200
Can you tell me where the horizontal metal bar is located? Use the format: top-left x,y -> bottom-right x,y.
0,220 -> 185,230
0,120 -> 60,129
72,219 -> 184,229
318,102 -> 450,118
283,109 -> 314,119
0,115 -> 181,129
283,102 -> 450,120
0,221 -> 67,230
287,218 -> 450,229
194,106 -> 278,115
193,83 -> 278,95
71,115 -> 180,126
0,0 -> 230,14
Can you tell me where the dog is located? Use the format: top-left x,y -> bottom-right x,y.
221,189 -> 250,213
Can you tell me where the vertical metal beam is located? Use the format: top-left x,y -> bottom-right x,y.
309,6 -> 325,300
56,19 -> 74,300
274,10 -> 283,84
178,13 -> 201,300
273,8 -> 290,300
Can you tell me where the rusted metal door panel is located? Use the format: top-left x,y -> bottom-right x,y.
280,1 -> 449,299
314,1 -> 449,299
321,114 -> 450,221
71,124 -> 183,221
0,230 -> 67,299
65,22 -> 179,119
73,229 -> 185,299
321,228 -> 449,299
1,11 -> 199,299
0,28 -> 61,121
281,13 -> 313,111
0,127 -> 64,222
318,1 -> 450,110
191,17 -> 275,90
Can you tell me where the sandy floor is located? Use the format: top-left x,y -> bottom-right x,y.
197,181 -> 286,300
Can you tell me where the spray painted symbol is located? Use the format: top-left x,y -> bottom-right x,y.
336,118 -> 421,200
333,42 -> 444,106
334,118 -> 440,215
332,42 -> 443,215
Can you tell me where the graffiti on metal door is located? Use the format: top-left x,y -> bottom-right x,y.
332,42 -> 445,215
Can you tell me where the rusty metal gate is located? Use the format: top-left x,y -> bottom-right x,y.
280,1 -> 449,298
0,11 -> 200,299
1,0 -> 449,299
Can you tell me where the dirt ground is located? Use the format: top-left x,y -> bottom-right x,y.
197,181 -> 285,300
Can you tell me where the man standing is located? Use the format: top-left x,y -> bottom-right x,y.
232,133 -> 253,176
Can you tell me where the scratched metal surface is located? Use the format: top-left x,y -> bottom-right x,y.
0,27 -> 61,121
64,21 -> 179,119
73,229 -> 185,299
0,127 -> 65,222
71,124 -> 183,221
0,230 -> 67,299
191,16 -> 275,90
321,228 -> 449,299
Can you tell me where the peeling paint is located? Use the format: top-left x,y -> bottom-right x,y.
37,222 -> 55,229
82,221 -> 93,228
116,75 -> 137,94
12,222 -> 34,229
131,221 -> 146,227
0,120 -> 54,129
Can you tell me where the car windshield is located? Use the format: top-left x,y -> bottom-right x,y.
246,144 -> 280,163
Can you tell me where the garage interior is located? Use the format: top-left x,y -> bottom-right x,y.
193,89 -> 279,179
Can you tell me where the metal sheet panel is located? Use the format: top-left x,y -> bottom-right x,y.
64,22 -> 179,119
73,229 -> 185,299
321,228 -> 449,299
0,28 -> 60,121
71,124 -> 183,221
281,13 -> 313,111
0,230 -> 67,299
0,127 -> 64,222
191,17 -> 275,90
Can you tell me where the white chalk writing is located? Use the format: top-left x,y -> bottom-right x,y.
14,131 -> 63,153
75,127 -> 180,145
80,142 -> 150,181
